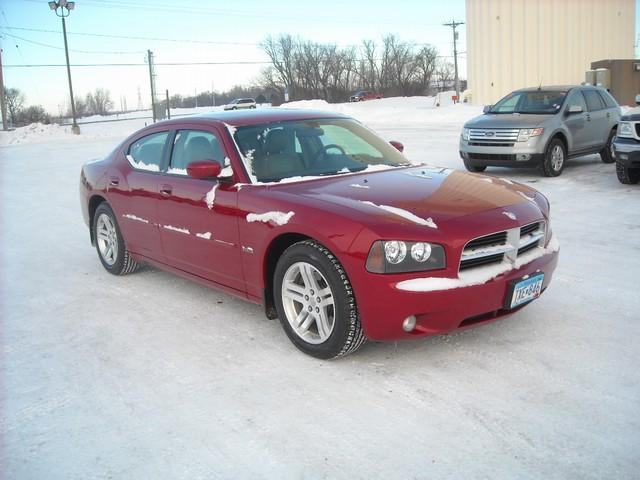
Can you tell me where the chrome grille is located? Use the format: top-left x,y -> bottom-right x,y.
469,128 -> 519,146
460,221 -> 546,272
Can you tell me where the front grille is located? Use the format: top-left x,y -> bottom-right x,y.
469,128 -> 519,145
459,221 -> 546,272
468,153 -> 517,161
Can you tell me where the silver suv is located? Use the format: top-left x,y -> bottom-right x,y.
459,86 -> 620,176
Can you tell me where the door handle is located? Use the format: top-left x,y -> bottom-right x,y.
160,185 -> 172,196
109,176 -> 119,186
606,112 -> 611,118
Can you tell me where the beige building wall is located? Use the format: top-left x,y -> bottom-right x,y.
466,0 -> 636,105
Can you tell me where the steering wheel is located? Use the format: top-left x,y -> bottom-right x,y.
311,143 -> 346,165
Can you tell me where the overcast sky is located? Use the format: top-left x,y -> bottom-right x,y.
1,0 -> 468,113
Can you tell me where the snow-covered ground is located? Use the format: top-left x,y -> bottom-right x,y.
1,96 -> 639,479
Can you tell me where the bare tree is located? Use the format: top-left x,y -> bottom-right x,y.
86,88 -> 114,116
435,60 -> 454,92
415,45 -> 438,95
4,87 -> 25,125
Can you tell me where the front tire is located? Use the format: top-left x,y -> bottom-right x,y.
600,129 -> 616,163
274,240 -> 366,359
463,158 -> 486,172
93,202 -> 138,275
616,160 -> 640,184
541,138 -> 566,177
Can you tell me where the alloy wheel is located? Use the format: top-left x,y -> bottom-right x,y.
551,145 -> 564,171
96,213 -> 118,266
281,261 -> 335,344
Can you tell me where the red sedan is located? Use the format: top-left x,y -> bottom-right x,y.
80,109 -> 559,359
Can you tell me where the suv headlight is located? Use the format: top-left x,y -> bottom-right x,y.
517,128 -> 544,142
462,128 -> 470,141
617,122 -> 634,138
366,240 -> 446,273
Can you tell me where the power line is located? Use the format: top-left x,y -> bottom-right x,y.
3,61 -> 272,68
442,20 -> 464,99
1,25 -> 261,46
0,30 -> 144,54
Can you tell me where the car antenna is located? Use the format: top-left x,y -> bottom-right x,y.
538,78 -> 543,90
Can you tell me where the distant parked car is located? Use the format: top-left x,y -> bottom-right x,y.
349,90 -> 382,102
79,109 -> 558,359
459,86 -> 620,176
612,97 -> 640,184
224,98 -> 256,110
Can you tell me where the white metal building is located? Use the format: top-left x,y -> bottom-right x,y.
465,0 -> 636,105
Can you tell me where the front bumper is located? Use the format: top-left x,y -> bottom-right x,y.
613,137 -> 640,168
459,137 -> 545,167
356,247 -> 559,341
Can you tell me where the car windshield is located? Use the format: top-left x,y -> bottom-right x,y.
233,118 -> 410,183
490,90 -> 567,114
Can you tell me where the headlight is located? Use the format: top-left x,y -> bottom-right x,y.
462,128 -> 470,141
618,122 -> 634,138
384,241 -> 406,264
366,240 -> 446,273
517,127 -> 544,142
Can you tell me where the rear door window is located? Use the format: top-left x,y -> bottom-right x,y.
168,130 -> 227,174
127,131 -> 170,172
598,90 -> 618,108
583,90 -> 605,111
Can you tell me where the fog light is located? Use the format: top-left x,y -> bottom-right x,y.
619,153 -> 628,160
402,315 -> 417,332
516,154 -> 531,162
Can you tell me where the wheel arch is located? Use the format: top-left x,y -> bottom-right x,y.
262,232 -> 312,319
88,194 -> 108,245
547,130 -> 569,154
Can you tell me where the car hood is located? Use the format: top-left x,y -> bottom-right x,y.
464,113 -> 549,129
270,166 -> 541,228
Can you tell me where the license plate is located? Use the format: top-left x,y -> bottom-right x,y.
507,274 -> 544,309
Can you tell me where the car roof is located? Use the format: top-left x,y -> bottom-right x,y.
153,108 -> 350,128
514,85 -> 577,93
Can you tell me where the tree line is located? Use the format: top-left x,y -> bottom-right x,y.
258,34 -> 455,103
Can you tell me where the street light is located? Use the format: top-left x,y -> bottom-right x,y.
49,0 -> 80,134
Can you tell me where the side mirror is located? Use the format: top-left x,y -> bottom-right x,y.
389,140 -> 404,153
187,160 -> 222,179
567,105 -> 583,114
635,94 -> 640,106
483,105 -> 492,114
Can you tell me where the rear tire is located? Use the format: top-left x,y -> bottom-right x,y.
541,138 -> 566,177
274,240 -> 366,359
600,129 -> 616,164
93,203 -> 139,275
463,158 -> 486,172
616,160 -> 640,184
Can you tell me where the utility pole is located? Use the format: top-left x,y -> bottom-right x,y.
147,50 -> 157,122
443,19 -> 464,102
0,49 -> 8,130
165,89 -> 171,119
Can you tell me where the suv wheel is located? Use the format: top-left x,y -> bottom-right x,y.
463,158 -> 486,172
616,160 -> 640,184
541,138 -> 566,177
600,129 -> 616,164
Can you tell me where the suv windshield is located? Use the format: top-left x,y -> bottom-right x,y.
233,118 -> 410,183
490,90 -> 567,114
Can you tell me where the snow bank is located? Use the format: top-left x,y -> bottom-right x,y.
246,211 -> 295,226
283,92 -> 480,126
396,234 -> 560,292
